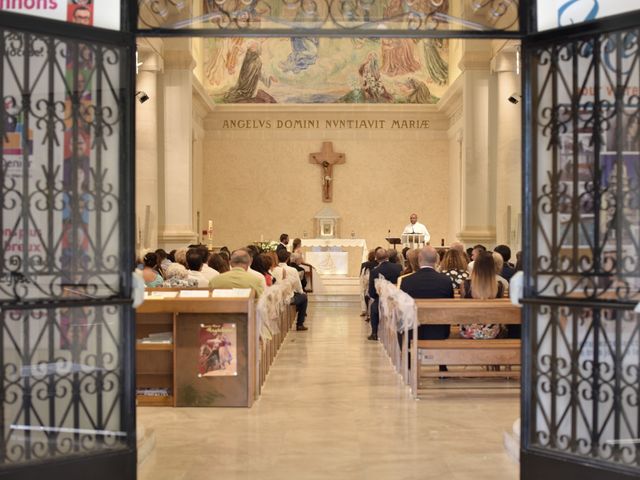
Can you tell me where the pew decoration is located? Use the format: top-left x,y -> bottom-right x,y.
256,282 -> 294,340
376,276 -> 417,332
376,277 -> 522,398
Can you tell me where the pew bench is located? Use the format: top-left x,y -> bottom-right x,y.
410,299 -> 521,394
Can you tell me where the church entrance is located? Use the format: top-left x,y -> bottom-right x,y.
2,2 -> 640,480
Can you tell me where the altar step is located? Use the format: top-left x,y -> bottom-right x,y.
309,275 -> 361,304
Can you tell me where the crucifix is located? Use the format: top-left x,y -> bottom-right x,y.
309,142 -> 345,202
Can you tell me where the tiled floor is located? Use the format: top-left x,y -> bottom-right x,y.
138,304 -> 519,480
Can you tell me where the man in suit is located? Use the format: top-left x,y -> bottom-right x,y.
276,233 -> 289,253
359,246 -> 383,317
400,245 -> 454,340
368,249 -> 402,341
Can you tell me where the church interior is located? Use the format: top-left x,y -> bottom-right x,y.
135,37 -> 522,253
134,32 -> 524,479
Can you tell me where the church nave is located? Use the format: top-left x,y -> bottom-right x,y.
138,304 -> 519,480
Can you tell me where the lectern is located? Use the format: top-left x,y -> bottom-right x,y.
385,237 -> 402,250
401,233 -> 426,249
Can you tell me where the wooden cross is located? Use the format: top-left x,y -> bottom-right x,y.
309,142 -> 345,202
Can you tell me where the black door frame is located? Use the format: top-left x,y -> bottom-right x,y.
0,4 -> 137,480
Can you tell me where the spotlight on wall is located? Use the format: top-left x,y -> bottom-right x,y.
136,91 -> 150,104
508,93 -> 521,104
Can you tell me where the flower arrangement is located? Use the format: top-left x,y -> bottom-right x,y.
254,240 -> 280,252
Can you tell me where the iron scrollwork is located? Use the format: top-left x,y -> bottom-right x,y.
532,30 -> 640,304
528,25 -> 640,474
1,30 -> 124,304
137,0 -> 519,32
1,26 -> 130,465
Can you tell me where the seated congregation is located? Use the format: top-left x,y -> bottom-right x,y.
360,242 -> 522,389
137,238 -> 310,331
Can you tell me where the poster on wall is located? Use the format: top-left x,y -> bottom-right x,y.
198,323 -> 237,377
0,0 -> 120,30
538,0 -> 640,31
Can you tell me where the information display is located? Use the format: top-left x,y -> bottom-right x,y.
0,0 -> 120,30
538,0 -> 640,31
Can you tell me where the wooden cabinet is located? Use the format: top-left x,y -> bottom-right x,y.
136,291 -> 258,407
136,311 -> 175,407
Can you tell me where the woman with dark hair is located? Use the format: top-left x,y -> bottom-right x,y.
208,253 -> 229,274
439,248 -> 469,291
218,249 -> 230,263
266,251 -> 279,274
460,252 -> 504,339
168,249 -> 177,263
258,253 -> 275,286
514,251 -> 523,272
142,252 -> 164,287
155,248 -> 171,273
252,254 -> 274,286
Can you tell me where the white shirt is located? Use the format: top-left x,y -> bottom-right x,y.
187,270 -> 210,288
200,264 -> 219,282
271,262 -> 304,294
402,221 -> 430,243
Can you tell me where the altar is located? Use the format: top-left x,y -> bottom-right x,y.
300,239 -> 368,277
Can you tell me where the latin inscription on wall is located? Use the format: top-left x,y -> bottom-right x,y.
220,119 -> 431,130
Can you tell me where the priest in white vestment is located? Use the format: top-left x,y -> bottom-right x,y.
402,213 -> 430,244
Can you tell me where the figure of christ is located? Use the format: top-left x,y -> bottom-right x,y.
322,161 -> 331,200
309,142 -> 346,202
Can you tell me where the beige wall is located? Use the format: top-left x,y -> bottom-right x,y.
136,39 -> 523,256
201,105 -> 451,251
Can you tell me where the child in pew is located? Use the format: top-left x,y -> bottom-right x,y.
459,252 -> 505,340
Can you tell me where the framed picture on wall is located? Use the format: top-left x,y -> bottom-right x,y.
320,219 -> 334,238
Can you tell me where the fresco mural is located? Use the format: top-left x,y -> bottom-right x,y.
203,37 -> 449,104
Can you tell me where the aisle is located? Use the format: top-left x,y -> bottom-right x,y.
138,304 -> 519,480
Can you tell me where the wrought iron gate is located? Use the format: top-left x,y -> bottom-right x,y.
522,12 -> 640,480
0,8 -> 136,480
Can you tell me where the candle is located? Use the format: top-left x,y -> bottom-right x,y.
208,220 -> 213,231
260,234 -> 264,242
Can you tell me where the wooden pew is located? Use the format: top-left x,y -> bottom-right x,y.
410,299 -> 521,395
137,288 -> 294,406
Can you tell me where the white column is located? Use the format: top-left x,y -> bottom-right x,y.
135,42 -> 163,251
493,50 -> 522,250
456,44 -> 497,247
158,40 -> 197,250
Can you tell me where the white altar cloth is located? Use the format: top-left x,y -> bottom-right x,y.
304,252 -> 348,275
300,239 -> 368,263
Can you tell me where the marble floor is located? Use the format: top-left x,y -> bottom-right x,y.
138,304 -> 520,480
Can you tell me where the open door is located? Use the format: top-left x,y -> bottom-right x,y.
0,3 -> 136,479
522,4 -> 640,480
